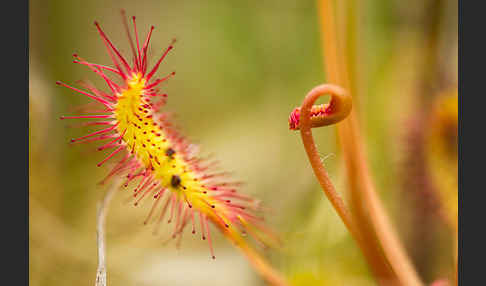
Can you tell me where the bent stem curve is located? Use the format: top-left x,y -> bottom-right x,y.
298,85 -> 355,232
296,84 -> 393,284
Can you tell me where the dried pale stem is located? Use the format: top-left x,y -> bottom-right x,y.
95,181 -> 120,286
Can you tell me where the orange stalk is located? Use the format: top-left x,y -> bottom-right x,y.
316,0 -> 423,285
292,85 -> 395,285
238,242 -> 288,286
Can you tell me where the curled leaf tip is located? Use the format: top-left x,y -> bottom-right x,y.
288,84 -> 352,130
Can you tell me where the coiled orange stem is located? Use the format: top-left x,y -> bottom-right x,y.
290,84 -> 397,284
288,84 -> 352,130
293,0 -> 424,285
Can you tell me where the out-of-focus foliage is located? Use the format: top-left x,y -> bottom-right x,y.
29,0 -> 457,285
426,90 -> 458,230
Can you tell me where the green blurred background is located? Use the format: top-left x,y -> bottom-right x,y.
29,0 -> 458,285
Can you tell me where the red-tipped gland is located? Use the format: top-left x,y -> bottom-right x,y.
145,44 -> 174,80
289,85 -> 352,130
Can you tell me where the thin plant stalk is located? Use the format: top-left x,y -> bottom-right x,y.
298,85 -> 371,246
317,0 -> 423,285
216,220 -> 288,285
316,0 -> 396,282
296,85 -> 393,285
95,180 -> 120,286
237,241 -> 288,286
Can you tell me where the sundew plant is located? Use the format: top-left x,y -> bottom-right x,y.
57,10 -> 285,286
29,1 -> 458,285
